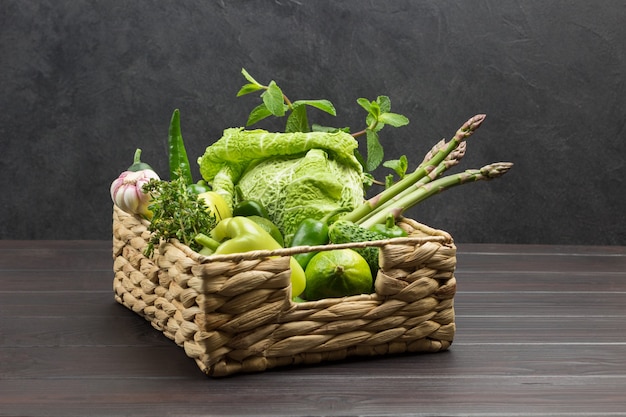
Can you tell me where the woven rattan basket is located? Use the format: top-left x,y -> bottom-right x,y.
112,205 -> 457,377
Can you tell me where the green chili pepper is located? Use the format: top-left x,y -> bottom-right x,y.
127,148 -> 156,172
233,199 -> 270,219
211,216 -> 306,298
168,109 -> 193,185
289,207 -> 350,269
368,213 -> 408,238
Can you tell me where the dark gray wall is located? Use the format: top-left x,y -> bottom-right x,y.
1,0 -> 625,244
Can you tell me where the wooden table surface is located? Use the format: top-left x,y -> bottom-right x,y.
1,240 -> 625,416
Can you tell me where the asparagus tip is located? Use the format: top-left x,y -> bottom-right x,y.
481,162 -> 514,179
455,114 -> 487,142
471,114 -> 487,127
447,141 -> 467,163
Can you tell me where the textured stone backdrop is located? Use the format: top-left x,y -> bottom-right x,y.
1,0 -> 625,244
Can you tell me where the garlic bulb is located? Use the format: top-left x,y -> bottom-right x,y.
110,169 -> 160,218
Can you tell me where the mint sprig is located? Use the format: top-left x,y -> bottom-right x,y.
237,68 -> 336,132
353,96 -> 410,171
383,155 -> 409,188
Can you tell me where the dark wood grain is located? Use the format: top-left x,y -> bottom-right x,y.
1,240 -> 625,416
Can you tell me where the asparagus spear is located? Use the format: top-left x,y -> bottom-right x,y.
358,162 -> 514,229
418,138 -> 447,167
342,114 -> 485,223
356,141 -> 467,225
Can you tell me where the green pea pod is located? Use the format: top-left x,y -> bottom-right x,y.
168,109 -> 193,185
289,207 -> 350,269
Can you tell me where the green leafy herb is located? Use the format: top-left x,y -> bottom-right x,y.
237,68 -> 336,132
383,155 -> 409,178
142,172 -> 218,257
285,103 -> 309,133
383,155 -> 409,188
354,96 -> 410,171
366,129 -> 384,172
246,104 -> 273,126
262,81 -> 286,116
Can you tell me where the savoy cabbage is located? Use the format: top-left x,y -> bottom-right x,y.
197,128 -> 365,243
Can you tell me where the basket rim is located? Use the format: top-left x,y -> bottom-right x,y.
171,234 -> 453,264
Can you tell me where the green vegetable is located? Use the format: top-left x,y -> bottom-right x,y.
303,249 -> 373,301
231,72 -> 512,244
187,180 -> 211,195
198,128 -> 362,181
127,148 -> 156,172
197,128 -> 365,242
342,114 -> 487,224
328,220 -> 387,275
197,191 -> 232,222
247,215 -> 284,246
357,141 -> 467,226
210,216 -> 305,298
194,232 -> 221,255
289,207 -> 349,269
368,213 -> 408,238
168,109 -> 193,185
198,246 -> 215,256
359,162 -> 514,229
233,200 -> 270,219
142,173 -> 218,257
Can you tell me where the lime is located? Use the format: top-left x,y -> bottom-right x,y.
303,249 -> 373,301
247,215 -> 284,246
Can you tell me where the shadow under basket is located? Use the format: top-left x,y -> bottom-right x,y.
112,206 -> 457,377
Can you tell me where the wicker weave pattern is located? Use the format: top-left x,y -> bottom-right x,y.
112,206 -> 457,377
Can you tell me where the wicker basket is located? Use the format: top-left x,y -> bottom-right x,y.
112,205 -> 457,377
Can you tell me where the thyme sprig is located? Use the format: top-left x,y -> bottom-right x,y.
142,172 -> 217,257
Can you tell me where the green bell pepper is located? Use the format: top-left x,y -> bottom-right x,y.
211,216 -> 306,298
232,199 -> 270,219
368,213 -> 408,238
247,215 -> 284,247
289,207 -> 350,269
